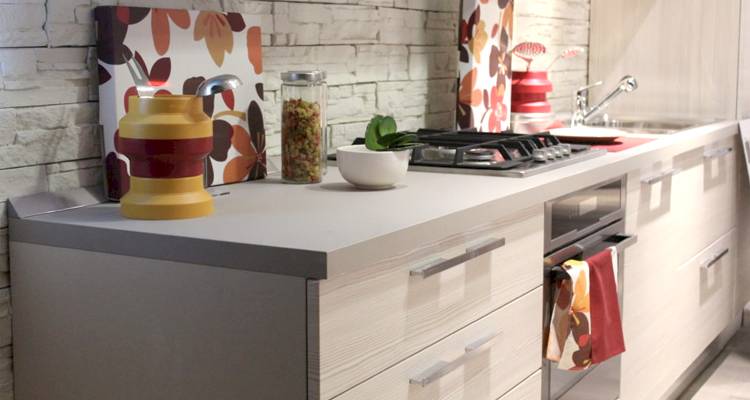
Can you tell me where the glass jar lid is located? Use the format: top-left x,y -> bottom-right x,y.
281,70 -> 327,84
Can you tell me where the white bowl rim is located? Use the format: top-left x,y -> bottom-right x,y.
337,144 -> 411,154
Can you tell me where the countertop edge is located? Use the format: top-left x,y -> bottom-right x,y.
9,217 -> 328,279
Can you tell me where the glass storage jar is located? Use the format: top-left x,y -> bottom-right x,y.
280,70 -> 327,184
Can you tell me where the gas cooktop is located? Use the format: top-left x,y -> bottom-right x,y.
347,129 -> 607,178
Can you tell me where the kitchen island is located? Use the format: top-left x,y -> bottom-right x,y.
8,120 -> 745,400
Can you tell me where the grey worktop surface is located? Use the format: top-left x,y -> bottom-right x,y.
9,121 -> 740,278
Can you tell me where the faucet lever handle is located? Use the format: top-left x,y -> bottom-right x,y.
576,81 -> 604,96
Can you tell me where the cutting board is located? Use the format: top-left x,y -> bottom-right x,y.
94,6 -> 267,200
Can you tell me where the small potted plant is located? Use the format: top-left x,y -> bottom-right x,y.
337,115 -> 421,190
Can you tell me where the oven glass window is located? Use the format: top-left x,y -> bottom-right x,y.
550,179 -> 623,242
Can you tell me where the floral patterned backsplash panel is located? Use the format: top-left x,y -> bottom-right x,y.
458,0 -> 513,132
94,6 -> 266,200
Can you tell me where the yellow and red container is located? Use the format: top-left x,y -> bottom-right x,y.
118,95 -> 214,220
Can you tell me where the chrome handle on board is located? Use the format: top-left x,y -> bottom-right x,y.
641,168 -> 682,185
608,233 -> 638,253
409,332 -> 500,387
703,147 -> 733,160
700,248 -> 730,270
410,237 -> 506,279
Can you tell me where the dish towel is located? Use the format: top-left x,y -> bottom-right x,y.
546,259 -> 592,371
588,247 -> 626,363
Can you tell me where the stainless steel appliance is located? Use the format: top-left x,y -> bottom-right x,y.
542,176 -> 637,400
343,129 -> 607,177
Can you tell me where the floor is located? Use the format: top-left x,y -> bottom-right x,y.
679,312 -> 750,400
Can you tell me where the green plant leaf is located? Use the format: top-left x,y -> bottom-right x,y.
365,116 -> 385,150
378,116 -> 397,136
392,133 -> 418,146
378,132 -> 403,147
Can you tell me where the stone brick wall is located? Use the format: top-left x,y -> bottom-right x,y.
0,0 -> 589,398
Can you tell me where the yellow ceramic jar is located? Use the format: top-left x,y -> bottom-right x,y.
118,95 -> 214,220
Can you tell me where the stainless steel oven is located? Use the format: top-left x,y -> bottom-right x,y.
542,176 -> 637,400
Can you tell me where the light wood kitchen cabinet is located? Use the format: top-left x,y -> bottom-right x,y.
308,206 -> 544,399
621,136 -> 739,400
11,205 -> 546,400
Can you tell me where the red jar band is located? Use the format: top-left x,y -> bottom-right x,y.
117,137 -> 213,178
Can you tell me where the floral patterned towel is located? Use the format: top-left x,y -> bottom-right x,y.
546,259 -> 593,371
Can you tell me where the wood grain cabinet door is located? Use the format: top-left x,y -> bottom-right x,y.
621,137 -> 738,400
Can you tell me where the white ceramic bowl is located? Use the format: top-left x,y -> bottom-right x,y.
336,145 -> 410,190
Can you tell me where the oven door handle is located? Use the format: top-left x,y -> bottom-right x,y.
544,233 -> 637,268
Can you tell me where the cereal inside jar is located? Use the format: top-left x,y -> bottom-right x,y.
280,71 -> 327,184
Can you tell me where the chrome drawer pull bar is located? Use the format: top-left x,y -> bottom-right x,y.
409,332 -> 500,387
641,168 -> 682,185
410,237 -> 506,279
703,147 -> 733,160
701,248 -> 730,270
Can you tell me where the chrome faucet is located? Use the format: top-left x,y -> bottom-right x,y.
571,75 -> 638,126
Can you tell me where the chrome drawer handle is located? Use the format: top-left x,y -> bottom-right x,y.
409,237 -> 506,279
409,332 -> 500,387
641,168 -> 681,185
701,248 -> 730,270
704,147 -> 733,160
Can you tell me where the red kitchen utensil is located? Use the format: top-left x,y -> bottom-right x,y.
546,47 -> 585,71
512,42 -> 547,71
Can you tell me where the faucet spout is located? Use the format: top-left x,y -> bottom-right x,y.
572,75 -> 638,126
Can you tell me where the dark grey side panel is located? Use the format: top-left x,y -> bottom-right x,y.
11,242 -> 309,400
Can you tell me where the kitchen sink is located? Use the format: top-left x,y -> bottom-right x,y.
583,118 -> 713,134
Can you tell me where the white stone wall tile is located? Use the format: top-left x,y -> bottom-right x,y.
0,4 -> 47,47
47,166 -> 101,192
393,0 -> 459,12
0,126 -> 100,170
408,45 -> 457,80
0,111 -> 15,147
0,165 -> 47,203
0,203 -> 6,229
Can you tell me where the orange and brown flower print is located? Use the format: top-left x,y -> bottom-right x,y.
458,0 -> 513,132
194,11 -> 234,67
546,260 -> 593,371
95,6 -> 267,199
151,9 -> 190,55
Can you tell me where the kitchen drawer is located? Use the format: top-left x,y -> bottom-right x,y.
309,207 -> 543,399
622,229 -> 738,400
333,288 -> 542,400
497,370 -> 542,400
625,136 -> 738,273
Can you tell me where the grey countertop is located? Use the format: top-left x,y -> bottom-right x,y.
9,121 -> 740,278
